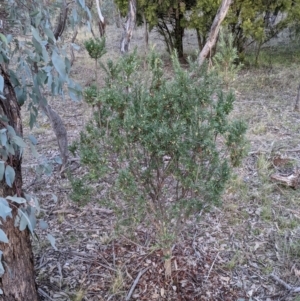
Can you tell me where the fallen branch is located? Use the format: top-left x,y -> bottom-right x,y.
270,170 -> 300,189
125,266 -> 150,301
270,273 -> 300,293
205,251 -> 219,282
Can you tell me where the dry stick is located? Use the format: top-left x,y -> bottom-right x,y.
270,273 -> 300,293
295,83 -> 300,111
38,288 -> 55,301
125,266 -> 151,301
205,251 -> 219,282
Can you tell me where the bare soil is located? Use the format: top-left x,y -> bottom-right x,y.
23,25 -> 300,301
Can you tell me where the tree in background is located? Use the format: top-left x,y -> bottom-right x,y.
116,0 -> 198,57
226,0 -> 300,60
115,0 -> 300,61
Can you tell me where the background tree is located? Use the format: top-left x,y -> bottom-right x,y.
116,0 -> 198,57
225,0 -> 300,60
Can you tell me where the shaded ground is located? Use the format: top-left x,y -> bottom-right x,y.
21,25 -> 300,300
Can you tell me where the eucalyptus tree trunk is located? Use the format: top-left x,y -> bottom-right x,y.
0,66 -> 39,301
95,0 -> 106,37
120,0 -> 136,54
54,0 -> 69,40
198,0 -> 232,66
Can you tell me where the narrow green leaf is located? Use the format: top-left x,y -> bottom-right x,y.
0,34 -> 7,45
0,198 -> 12,220
0,75 -> 3,93
6,34 -> 12,43
0,229 -> 8,243
6,143 -> 15,156
5,165 -> 15,187
41,45 -> 49,63
0,131 -> 7,146
30,143 -> 39,158
15,86 -> 27,106
52,51 -> 67,81
13,136 -> 26,148
31,26 -> 42,43
54,156 -> 62,164
0,161 -> 4,181
28,134 -> 37,145
71,43 -> 80,51
78,0 -> 85,8
6,196 -> 26,204
39,220 -> 48,230
27,207 -> 36,233
47,234 -> 58,251
44,27 -> 56,43
29,10 -> 39,17
6,125 -> 16,137
19,210 -> 28,231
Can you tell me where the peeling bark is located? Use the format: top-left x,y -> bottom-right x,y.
120,0 -> 136,54
198,0 -> 232,67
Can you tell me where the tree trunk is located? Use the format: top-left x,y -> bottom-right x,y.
174,8 -> 184,58
0,66 -> 39,300
120,0 -> 137,54
54,0 -> 69,40
95,0 -> 106,37
198,0 -> 232,67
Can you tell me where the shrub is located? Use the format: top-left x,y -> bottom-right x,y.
70,49 -> 247,276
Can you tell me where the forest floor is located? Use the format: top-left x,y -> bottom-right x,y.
22,25 -> 300,300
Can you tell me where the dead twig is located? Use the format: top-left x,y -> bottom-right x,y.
205,251 -> 219,282
270,273 -> 300,293
125,266 -> 150,301
295,83 -> 300,111
38,288 -> 55,301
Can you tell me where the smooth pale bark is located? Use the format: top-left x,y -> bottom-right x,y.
198,0 -> 232,67
120,0 -> 136,54
0,65 -> 39,301
95,0 -> 106,37
95,0 -> 104,23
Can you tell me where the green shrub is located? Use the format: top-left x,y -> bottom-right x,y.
70,49 -> 247,276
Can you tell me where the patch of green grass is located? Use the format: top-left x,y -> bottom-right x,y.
277,217 -> 298,230
110,268 -> 125,295
224,251 -> 244,270
260,206 -> 272,221
71,289 -> 86,301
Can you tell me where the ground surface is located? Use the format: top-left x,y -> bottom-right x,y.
22,25 -> 300,300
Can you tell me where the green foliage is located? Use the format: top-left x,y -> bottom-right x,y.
0,0 -> 92,253
226,0 -> 300,55
71,50 -> 247,249
213,28 -> 243,86
2,0 -> 92,127
84,37 -> 107,61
